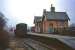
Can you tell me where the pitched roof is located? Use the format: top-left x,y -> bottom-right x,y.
45,12 -> 70,20
34,16 -> 42,23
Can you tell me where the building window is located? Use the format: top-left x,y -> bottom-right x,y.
59,22 -> 64,28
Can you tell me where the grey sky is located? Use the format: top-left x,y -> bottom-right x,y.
0,0 -> 75,27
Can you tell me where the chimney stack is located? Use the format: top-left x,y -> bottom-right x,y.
51,4 -> 55,12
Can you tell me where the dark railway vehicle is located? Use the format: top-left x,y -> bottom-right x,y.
15,23 -> 27,37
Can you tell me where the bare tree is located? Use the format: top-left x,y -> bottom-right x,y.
0,12 -> 9,50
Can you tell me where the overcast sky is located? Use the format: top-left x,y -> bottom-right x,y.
0,0 -> 75,27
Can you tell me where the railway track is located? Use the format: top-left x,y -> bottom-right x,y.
24,38 -> 52,50
9,38 -> 35,50
9,38 -> 52,50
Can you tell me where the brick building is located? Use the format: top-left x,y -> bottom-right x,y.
34,4 -> 70,33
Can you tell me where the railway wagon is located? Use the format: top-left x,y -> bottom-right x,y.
15,23 -> 27,37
